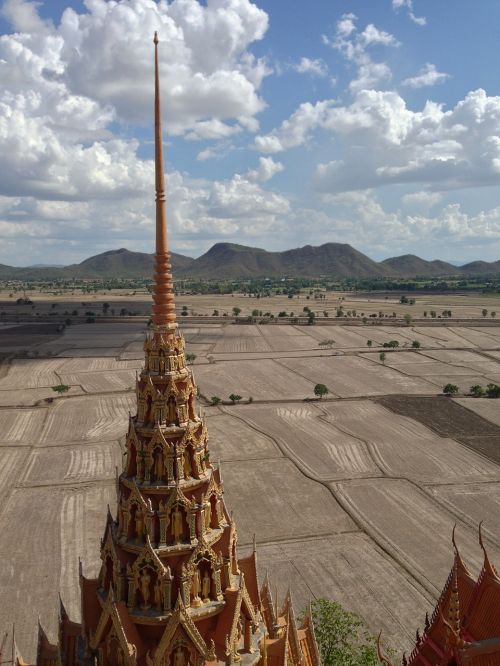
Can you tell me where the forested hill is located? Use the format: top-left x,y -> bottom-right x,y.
1,244 -> 500,280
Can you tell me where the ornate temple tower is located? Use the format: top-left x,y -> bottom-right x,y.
48,34 -> 319,666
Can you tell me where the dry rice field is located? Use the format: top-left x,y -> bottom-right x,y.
1,318 -> 500,660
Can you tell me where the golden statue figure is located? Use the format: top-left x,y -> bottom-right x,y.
154,449 -> 163,481
140,569 -> 151,609
135,510 -> 143,539
204,503 -> 211,531
171,505 -> 183,543
183,450 -> 192,479
154,578 -> 162,609
173,646 -> 188,666
202,570 -> 211,602
191,568 -> 202,608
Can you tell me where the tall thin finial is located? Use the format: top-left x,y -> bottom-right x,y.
152,32 -> 177,330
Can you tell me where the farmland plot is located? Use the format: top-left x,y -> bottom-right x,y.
223,458 -> 355,544
21,442 -> 122,485
195,359 -> 314,400
411,327 -> 478,348
419,349 -> 500,375
59,369 -> 136,393
429,483 -> 500,545
59,357 -> 142,373
0,387 -> 71,406
301,325 -> 369,348
453,398 -> 500,427
451,327 -> 500,348
333,478 -> 495,594
277,355 -> 434,397
0,483 -> 114,662
0,358 -> 64,389
205,411 -> 282,461
258,325 -> 324,352
212,326 -> 271,353
256,532 -> 433,654
320,401 -> 500,483
40,394 -> 134,443
0,447 -> 30,503
0,407 -> 47,443
232,403 -> 380,480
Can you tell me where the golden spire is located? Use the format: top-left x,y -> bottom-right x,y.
152,31 -> 177,330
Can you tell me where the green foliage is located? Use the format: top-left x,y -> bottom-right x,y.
482,309 -> 488,317
403,313 -> 412,325
486,383 -> 500,398
411,340 -> 421,348
379,352 -> 386,364
307,311 -> 316,325
366,340 -> 372,348
210,396 -> 222,405
443,383 -> 459,396
232,306 -> 242,316
309,598 -> 379,666
319,339 -> 335,348
470,384 -> 485,397
314,383 -> 329,399
383,340 -> 399,348
186,353 -> 197,365
228,393 -> 242,404
52,384 -> 70,395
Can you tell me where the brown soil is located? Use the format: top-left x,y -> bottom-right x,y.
0,323 -> 63,347
378,395 -> 500,464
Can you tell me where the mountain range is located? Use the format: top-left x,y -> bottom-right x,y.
1,244 -> 500,280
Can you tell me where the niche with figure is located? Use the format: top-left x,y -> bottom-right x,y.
191,558 -> 214,607
144,394 -> 153,424
167,395 -> 177,426
182,444 -> 194,480
152,446 -> 165,483
170,644 -> 191,666
209,494 -> 220,530
128,504 -> 145,542
168,503 -> 187,545
187,392 -> 195,421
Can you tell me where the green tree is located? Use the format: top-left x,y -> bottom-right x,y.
314,384 -> 329,399
486,383 -> 500,398
470,384 -> 484,398
482,309 -> 488,317
232,307 -> 241,317
379,352 -> 386,364
181,305 -> 189,316
52,384 -> 70,395
403,313 -> 412,326
309,598 -> 379,666
307,311 -> 316,325
212,309 -> 219,316
443,383 -> 459,396
411,340 -> 421,349
228,393 -> 242,404
366,340 -> 372,348
210,396 -> 222,405
491,311 -> 497,318
186,353 -> 197,365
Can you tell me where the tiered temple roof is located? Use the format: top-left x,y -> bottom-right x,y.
23,33 -> 319,666
379,525 -> 500,666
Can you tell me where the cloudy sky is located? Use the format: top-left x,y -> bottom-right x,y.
2,0 -> 500,266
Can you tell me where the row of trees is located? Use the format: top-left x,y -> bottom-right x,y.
443,383 -> 500,398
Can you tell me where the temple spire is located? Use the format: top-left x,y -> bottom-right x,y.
152,31 -> 177,329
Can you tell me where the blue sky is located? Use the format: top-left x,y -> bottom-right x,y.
2,0 -> 500,265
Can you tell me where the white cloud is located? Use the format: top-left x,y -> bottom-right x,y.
401,191 -> 442,208
255,100 -> 336,153
1,0 -> 270,141
294,57 -> 328,77
402,63 -> 450,88
246,156 -> 284,182
392,0 -> 427,26
323,13 -> 399,94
